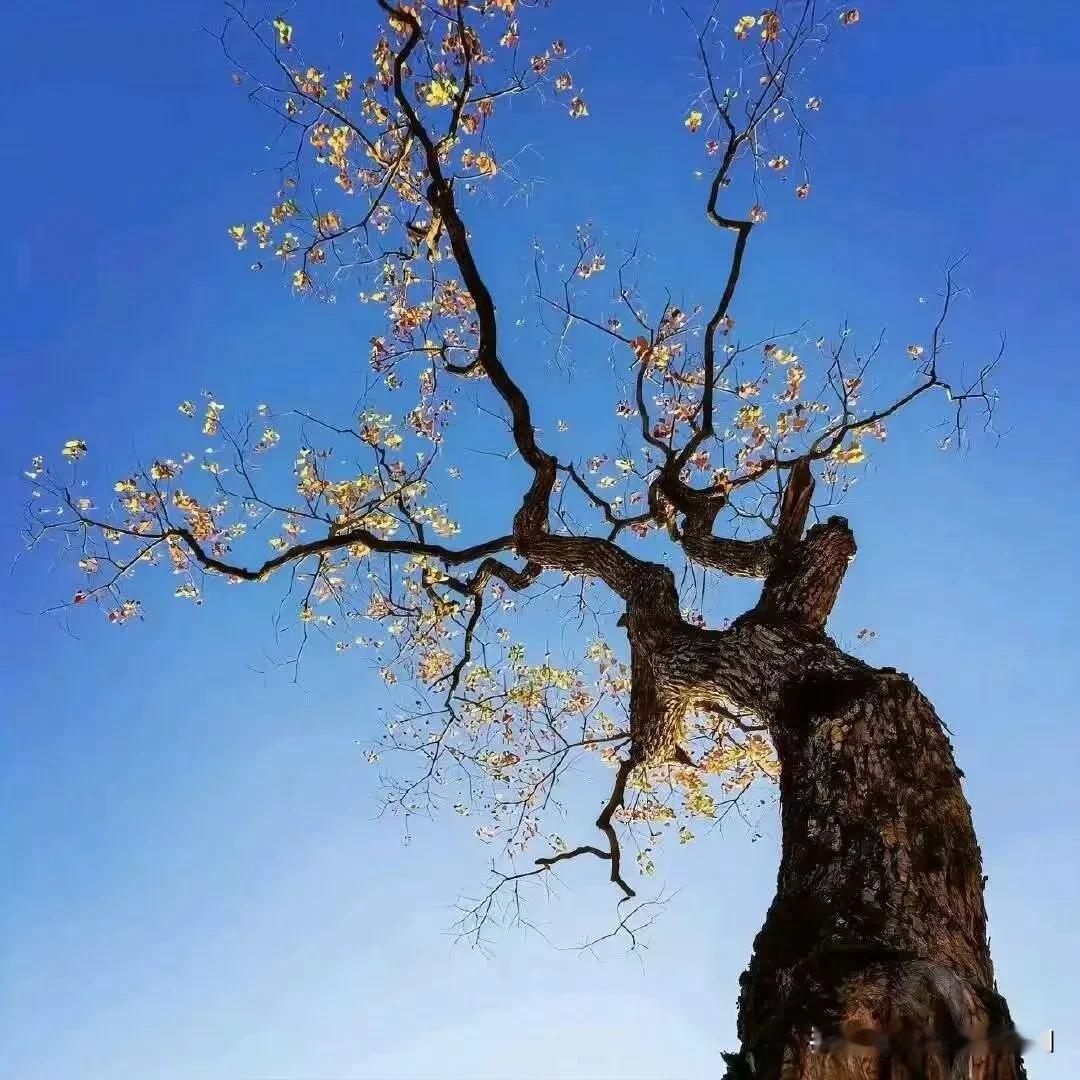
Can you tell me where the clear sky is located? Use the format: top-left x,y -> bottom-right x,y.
2,2 -> 1079,1078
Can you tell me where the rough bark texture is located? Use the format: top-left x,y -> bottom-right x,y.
615,516 -> 1026,1079
732,669 -> 1025,1078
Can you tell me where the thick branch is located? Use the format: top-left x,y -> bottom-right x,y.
753,515 -> 856,630
664,457 -> 816,578
511,458 -> 663,600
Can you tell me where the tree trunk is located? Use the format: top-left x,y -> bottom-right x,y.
622,515 -> 1026,1079
729,665 -> 1027,1079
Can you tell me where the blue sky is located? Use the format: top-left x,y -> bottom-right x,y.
2,2 -> 1079,1077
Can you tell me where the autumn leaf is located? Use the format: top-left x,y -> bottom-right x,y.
150,460 -> 177,481
461,149 -> 497,177
568,95 -> 588,119
424,76 -> 459,107
270,199 -> 300,225
685,110 -> 703,134
840,9 -> 861,26
734,15 -> 756,40
62,439 -> 88,460
202,401 -> 223,436
272,17 -> 293,49
832,441 -> 866,465
765,344 -> 798,364
334,73 -> 353,100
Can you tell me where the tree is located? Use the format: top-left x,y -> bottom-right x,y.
25,1 -> 1026,1075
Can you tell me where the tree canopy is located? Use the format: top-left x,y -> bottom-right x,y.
26,0 -> 1000,947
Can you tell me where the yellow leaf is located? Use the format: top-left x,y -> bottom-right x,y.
734,15 -> 756,39
272,17 -> 293,48
832,441 -> 866,465
150,460 -> 177,481
424,77 -> 458,107
765,343 -> 798,364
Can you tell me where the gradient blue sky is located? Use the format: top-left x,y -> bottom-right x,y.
3,2 -> 1079,1078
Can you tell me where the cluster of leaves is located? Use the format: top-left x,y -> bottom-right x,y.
374,629 -> 778,864
224,0 -> 584,302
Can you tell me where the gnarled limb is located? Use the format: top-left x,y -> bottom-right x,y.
656,456 -> 816,580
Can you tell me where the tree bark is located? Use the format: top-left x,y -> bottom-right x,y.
622,516 -> 1026,1078
730,665 -> 1026,1079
